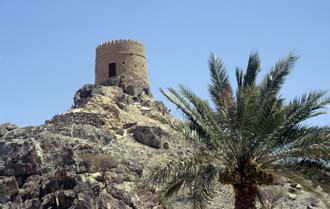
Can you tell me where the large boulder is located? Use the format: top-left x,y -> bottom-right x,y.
0,176 -> 19,203
131,126 -> 169,149
100,74 -> 152,97
0,135 -> 43,177
73,84 -> 95,108
0,123 -> 18,138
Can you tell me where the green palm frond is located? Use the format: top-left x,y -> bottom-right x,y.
243,52 -> 261,87
208,53 -> 234,110
190,164 -> 219,209
178,85 -> 240,155
151,52 -> 330,208
208,54 -> 236,130
259,53 -> 298,102
179,85 -> 222,138
252,97 -> 284,139
148,154 -> 223,208
161,169 -> 197,199
161,88 -> 200,125
161,86 -> 241,163
148,156 -> 201,188
161,88 -> 219,150
255,91 -> 330,160
284,91 -> 329,122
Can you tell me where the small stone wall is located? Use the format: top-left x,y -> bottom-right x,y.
45,112 -> 105,128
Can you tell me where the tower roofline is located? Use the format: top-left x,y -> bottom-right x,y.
96,39 -> 143,49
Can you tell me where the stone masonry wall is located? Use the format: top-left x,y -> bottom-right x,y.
95,40 -> 149,90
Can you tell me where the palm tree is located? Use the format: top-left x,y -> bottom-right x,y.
148,53 -> 330,209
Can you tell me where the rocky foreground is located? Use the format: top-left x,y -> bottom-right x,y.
0,84 -> 327,209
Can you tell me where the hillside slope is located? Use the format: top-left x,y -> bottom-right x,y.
0,84 -> 326,209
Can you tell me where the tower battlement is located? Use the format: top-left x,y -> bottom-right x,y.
95,39 -> 150,96
96,39 -> 143,49
96,39 -> 145,58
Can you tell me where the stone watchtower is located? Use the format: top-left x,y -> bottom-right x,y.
95,39 -> 151,96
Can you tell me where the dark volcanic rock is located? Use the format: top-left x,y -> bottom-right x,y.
0,123 -> 18,137
125,85 -> 137,96
0,176 -> 19,203
20,175 -> 44,199
100,74 -> 152,97
0,138 -> 42,177
141,100 -> 168,114
73,84 -> 95,108
131,126 -> 168,149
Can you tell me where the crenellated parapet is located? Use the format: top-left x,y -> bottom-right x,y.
96,39 -> 143,49
96,39 -> 145,58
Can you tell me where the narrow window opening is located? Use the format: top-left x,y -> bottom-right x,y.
109,63 -> 116,77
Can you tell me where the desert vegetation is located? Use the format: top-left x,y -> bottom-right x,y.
149,53 -> 330,209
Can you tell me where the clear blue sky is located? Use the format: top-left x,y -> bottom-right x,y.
1,1 -> 330,127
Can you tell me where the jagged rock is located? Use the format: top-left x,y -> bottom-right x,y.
116,128 -> 125,136
40,173 -> 77,197
131,125 -> 168,149
73,84 -> 95,108
79,153 -> 118,174
0,123 -> 18,132
140,106 -> 152,111
141,100 -> 168,114
0,176 -> 19,203
116,101 -> 128,111
0,126 -> 7,138
22,198 -> 41,209
0,199 -> 41,209
109,186 -> 139,209
296,184 -> 302,190
0,139 -> 42,177
54,190 -> 76,208
126,85 -> 137,96
163,142 -> 170,149
118,74 -> 151,97
288,187 -> 297,193
100,74 -> 151,98
5,123 -> 18,131
21,175 -> 44,199
123,122 -> 137,129
307,205 -> 318,209
288,193 -> 297,200
2,126 -> 41,140
122,160 -> 143,177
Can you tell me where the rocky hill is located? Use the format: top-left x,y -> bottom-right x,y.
0,84 -> 327,209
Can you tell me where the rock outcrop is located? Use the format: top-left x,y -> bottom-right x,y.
0,84 -> 183,209
0,84 -> 328,209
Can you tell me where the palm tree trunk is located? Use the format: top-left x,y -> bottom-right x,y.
233,183 -> 257,209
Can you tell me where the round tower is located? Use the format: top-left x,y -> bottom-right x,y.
95,39 -> 150,95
